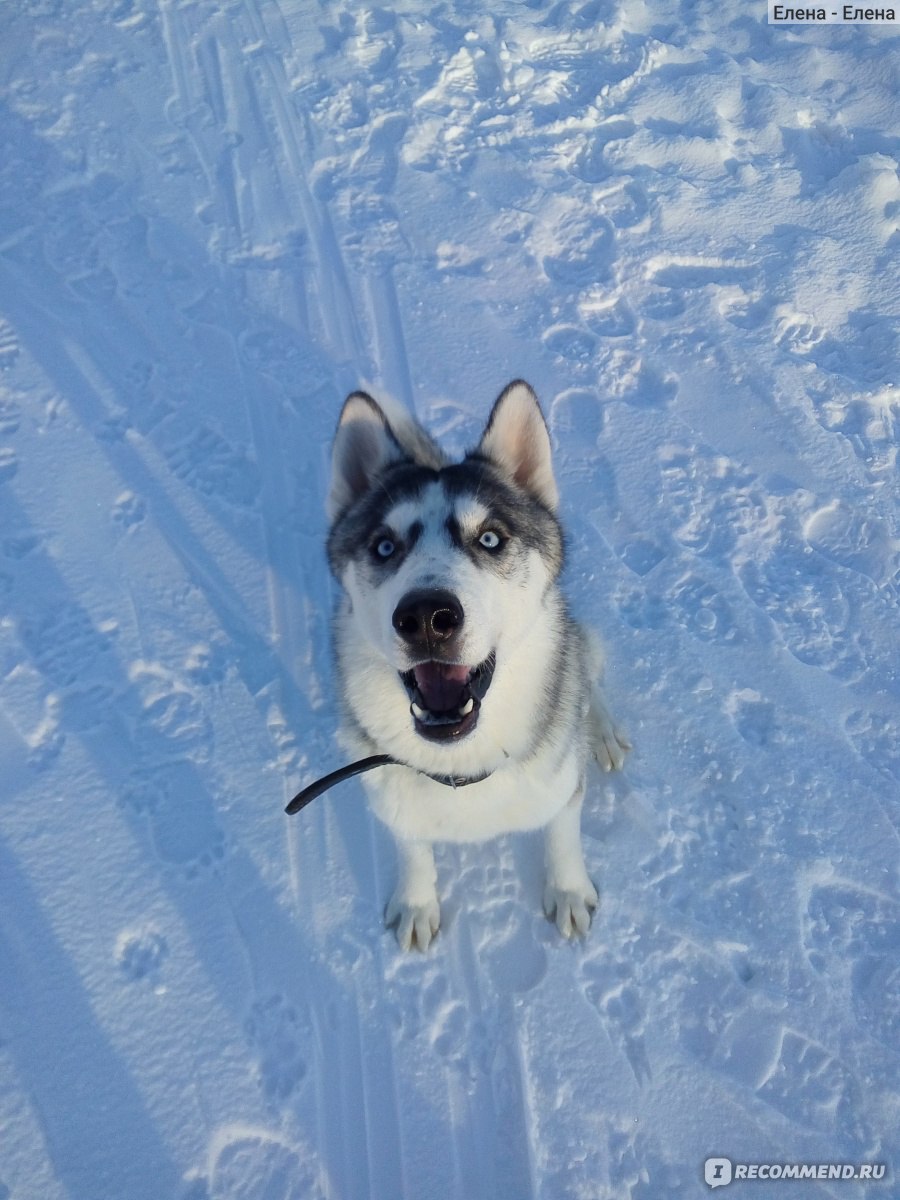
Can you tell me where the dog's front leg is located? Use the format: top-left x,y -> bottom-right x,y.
542,789 -> 598,938
385,838 -> 440,951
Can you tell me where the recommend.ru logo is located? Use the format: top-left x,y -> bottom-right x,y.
705,1159 -> 733,1188
704,1158 -> 888,1187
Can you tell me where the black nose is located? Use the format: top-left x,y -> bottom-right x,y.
392,589 -> 464,649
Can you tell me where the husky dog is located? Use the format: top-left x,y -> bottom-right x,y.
327,380 -> 629,950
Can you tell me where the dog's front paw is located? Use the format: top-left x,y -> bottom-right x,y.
385,891 -> 441,952
543,880 -> 599,939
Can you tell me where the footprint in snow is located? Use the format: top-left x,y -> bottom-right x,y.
804,499 -> 896,587
606,1115 -> 682,1197
668,571 -> 740,645
658,443 -> 764,561
609,179 -> 650,230
348,112 -> 408,196
618,536 -> 665,577
347,7 -> 403,77
480,898 -> 548,995
116,926 -> 169,985
803,880 -> 900,1050
125,763 -> 225,873
203,1129 -> 324,1200
737,546 -> 866,680
581,294 -> 636,338
582,953 -> 651,1085
542,323 -> 597,367
159,419 -> 261,510
757,1028 -> 867,1145
128,661 -> 214,765
773,306 -> 826,357
19,601 -> 113,688
244,993 -> 310,1102
666,956 -> 755,1061
812,387 -> 900,477
111,489 -> 146,531
598,349 -> 678,409
613,580 -> 667,631
459,841 -> 548,994
411,896 -> 545,1072
540,209 -> 616,287
238,329 -> 332,407
184,641 -> 229,687
551,388 -> 606,459
429,997 -> 473,1065
710,1005 -> 868,1144
725,688 -> 779,748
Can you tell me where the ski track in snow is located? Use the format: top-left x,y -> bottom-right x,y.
1,1 -> 899,1197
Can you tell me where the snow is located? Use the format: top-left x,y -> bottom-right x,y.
0,1 -> 898,1197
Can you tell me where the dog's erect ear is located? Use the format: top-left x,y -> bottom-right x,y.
328,392 -> 404,522
328,391 -> 449,521
477,380 -> 559,512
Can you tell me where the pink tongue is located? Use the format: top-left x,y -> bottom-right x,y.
413,662 -> 470,712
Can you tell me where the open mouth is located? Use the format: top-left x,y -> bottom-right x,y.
399,654 -> 496,741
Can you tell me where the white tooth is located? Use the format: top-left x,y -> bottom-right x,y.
460,697 -> 474,715
411,703 -> 426,719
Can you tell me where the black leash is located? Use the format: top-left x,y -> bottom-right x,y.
285,754 -> 493,815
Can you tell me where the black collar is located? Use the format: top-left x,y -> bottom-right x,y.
285,754 -> 493,815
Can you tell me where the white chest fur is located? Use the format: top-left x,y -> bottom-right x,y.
363,751 -> 582,844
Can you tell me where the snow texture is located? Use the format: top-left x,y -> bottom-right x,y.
1,1 -> 899,1198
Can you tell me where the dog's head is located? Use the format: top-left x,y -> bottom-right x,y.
327,381 -> 563,749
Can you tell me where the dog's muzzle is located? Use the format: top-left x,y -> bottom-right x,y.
400,654 -> 495,741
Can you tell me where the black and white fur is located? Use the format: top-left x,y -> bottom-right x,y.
327,380 -> 630,950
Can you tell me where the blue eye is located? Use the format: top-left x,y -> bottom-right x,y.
375,537 -> 395,559
479,530 -> 502,550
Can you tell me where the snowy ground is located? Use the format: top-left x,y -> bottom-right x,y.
1,1 -> 899,1197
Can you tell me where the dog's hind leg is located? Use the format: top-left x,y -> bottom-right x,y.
589,690 -> 632,773
385,838 -> 440,952
581,624 -> 631,772
542,788 -> 598,938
